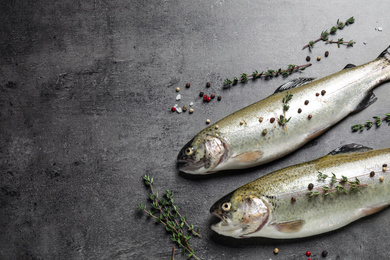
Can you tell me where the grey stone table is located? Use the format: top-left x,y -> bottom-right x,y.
1,1 -> 390,259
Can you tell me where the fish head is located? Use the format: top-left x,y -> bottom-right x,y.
210,191 -> 269,238
177,134 -> 226,174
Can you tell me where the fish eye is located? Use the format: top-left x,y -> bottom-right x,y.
222,202 -> 231,211
185,147 -> 194,156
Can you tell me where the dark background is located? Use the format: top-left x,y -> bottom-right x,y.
1,1 -> 390,259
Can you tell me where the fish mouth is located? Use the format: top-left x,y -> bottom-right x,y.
177,157 -> 207,174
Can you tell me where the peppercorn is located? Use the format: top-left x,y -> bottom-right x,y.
215,125 -> 219,130
259,117 -> 263,123
240,121 -> 244,125
308,183 -> 314,190
206,119 -> 211,124
321,90 -> 326,96
211,94 -> 215,99
171,107 -> 176,112
183,105 -> 188,112
189,108 -> 194,114
322,250 -> 328,257
306,251 -> 311,257
206,96 -> 211,102
325,51 -> 329,57
370,171 -> 375,177
306,56 -> 311,62
186,83 -> 190,88
291,197 -> 296,203
316,93 -> 320,96
298,108 -> 302,113
262,129 -> 268,136
203,94 -> 208,101
317,56 -> 321,61
217,95 -> 221,101
199,92 -> 204,97
270,117 -> 275,123
383,164 -> 388,172
206,82 -> 211,88
304,100 -> 309,105
273,248 -> 279,254
308,115 -> 312,119
176,87 -> 180,92
380,176 -> 384,182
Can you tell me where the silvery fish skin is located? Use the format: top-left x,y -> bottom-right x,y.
177,46 -> 390,174
210,144 -> 390,239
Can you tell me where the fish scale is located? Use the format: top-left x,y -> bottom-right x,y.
210,145 -> 390,239
177,45 -> 390,174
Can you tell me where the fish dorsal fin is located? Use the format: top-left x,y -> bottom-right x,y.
343,64 -> 356,70
377,46 -> 390,58
328,143 -> 373,155
274,77 -> 316,93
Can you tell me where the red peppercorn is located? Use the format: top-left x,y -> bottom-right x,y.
171,107 -> 176,112
206,96 -> 211,102
203,95 -> 208,101
306,251 -> 311,257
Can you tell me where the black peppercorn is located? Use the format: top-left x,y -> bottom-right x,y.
211,94 -> 215,99
306,56 -> 311,62
199,92 -> 204,97
186,83 -> 190,88
304,100 -> 309,105
322,250 -> 328,257
321,90 -> 326,96
270,117 -> 275,123
298,108 -> 302,113
370,171 -> 375,177
325,51 -> 329,57
291,197 -> 296,203
308,183 -> 314,190
217,95 -> 221,101
206,82 -> 211,88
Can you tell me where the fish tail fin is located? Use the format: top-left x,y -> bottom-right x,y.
377,45 -> 390,59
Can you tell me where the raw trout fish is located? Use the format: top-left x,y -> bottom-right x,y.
177,46 -> 390,174
210,144 -> 390,239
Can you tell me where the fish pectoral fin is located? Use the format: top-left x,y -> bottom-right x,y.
233,150 -> 264,163
352,91 -> 377,114
273,77 -> 316,93
272,219 -> 305,233
360,204 -> 389,217
305,125 -> 331,141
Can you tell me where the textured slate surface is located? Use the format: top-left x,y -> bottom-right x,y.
1,1 -> 390,259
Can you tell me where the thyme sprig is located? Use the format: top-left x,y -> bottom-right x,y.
326,38 -> 356,48
302,17 -> 355,50
278,92 -> 293,134
308,172 -> 367,198
351,114 -> 390,132
223,63 -> 312,87
138,175 -> 201,259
